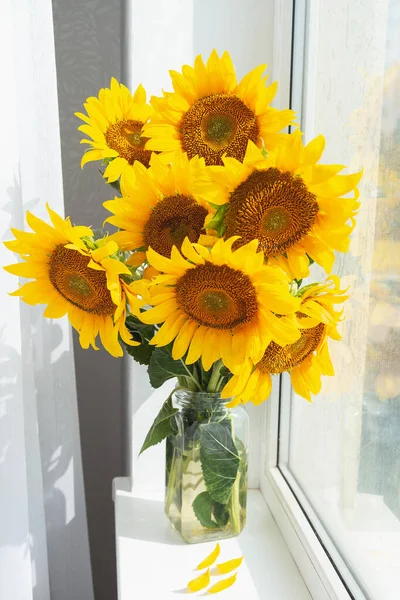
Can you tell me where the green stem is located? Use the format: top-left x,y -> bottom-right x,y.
179,360 -> 202,391
207,359 -> 224,393
165,444 -> 180,513
179,376 -> 197,391
228,417 -> 241,534
229,472 -> 241,535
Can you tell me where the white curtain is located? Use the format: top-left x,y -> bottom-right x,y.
0,0 -> 94,598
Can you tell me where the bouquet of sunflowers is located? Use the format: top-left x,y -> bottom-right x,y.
5,51 -> 361,543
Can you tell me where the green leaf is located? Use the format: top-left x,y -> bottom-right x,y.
192,492 -> 219,529
122,316 -> 155,365
219,366 -> 231,377
216,221 -> 227,237
139,394 -> 178,455
207,203 -> 228,237
124,342 -> 154,366
200,421 -> 240,504
92,228 -> 107,241
212,501 -> 230,527
125,316 -> 155,342
148,346 -> 190,389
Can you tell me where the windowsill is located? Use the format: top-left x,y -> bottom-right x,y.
113,477 -> 312,599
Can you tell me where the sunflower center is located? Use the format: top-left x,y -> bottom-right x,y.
262,206 -> 291,235
175,263 -> 258,329
180,94 -> 259,166
257,320 -> 326,374
49,245 -> 116,315
143,195 -> 208,257
202,113 -> 237,149
67,274 -> 93,296
225,168 -> 319,256
199,290 -> 233,315
105,119 -> 152,167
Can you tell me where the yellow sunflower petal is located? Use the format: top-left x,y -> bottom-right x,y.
99,316 -> 123,358
251,372 -> 273,406
150,312 -> 186,347
216,556 -> 244,574
185,325 -> 208,364
221,360 -> 253,399
290,365 -> 310,401
78,314 -> 97,350
91,240 -> 119,261
201,329 -> 221,371
303,134 -> 325,165
103,157 -> 128,183
81,149 -> 104,168
207,572 -> 238,594
317,340 -> 334,376
43,298 -> 69,319
181,237 -> 206,265
172,319 -> 199,360
187,569 -> 210,593
146,246 -> 188,276
4,262 -> 46,278
139,299 -> 179,325
195,543 -> 220,570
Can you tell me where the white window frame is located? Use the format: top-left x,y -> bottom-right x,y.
258,2 -> 369,599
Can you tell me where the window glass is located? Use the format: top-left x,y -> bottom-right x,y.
280,1 -> 400,598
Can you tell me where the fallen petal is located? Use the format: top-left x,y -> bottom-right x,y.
187,568 -> 210,592
207,572 -> 237,594
196,543 -> 221,570
216,556 -> 244,574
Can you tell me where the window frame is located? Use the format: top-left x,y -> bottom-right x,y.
258,2 -> 369,599
260,378 -> 366,600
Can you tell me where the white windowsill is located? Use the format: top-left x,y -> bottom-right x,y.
113,477 -> 312,599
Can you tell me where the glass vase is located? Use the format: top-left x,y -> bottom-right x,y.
165,389 -> 249,544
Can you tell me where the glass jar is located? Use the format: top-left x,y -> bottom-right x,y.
165,389 -> 249,544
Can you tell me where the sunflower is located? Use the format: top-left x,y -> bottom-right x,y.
75,77 -> 153,183
142,50 -> 294,166
4,205 -> 143,357
138,236 -> 302,371
221,276 -> 348,405
103,152 -> 213,259
201,130 -> 362,279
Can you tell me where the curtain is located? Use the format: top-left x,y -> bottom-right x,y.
0,0 -> 94,598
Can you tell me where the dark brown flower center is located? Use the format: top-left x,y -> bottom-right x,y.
257,320 -> 325,373
105,119 -> 152,167
143,195 -> 208,257
175,263 -> 258,329
49,245 -> 116,315
225,168 -> 319,256
180,94 -> 259,166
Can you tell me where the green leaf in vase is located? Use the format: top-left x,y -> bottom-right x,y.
192,492 -> 219,529
212,501 -> 230,527
147,346 -> 189,388
139,394 -> 178,455
199,421 -> 240,505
